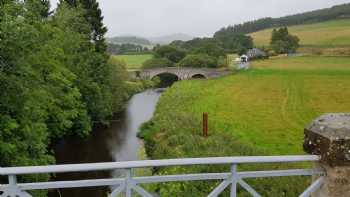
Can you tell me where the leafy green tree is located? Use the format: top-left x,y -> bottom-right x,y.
0,3 -> 128,193
154,45 -> 186,63
142,58 -> 174,69
270,27 -> 300,54
213,30 -> 253,53
189,38 -> 225,58
0,3 -> 92,197
62,0 -> 108,52
179,54 -> 217,68
53,3 -> 127,121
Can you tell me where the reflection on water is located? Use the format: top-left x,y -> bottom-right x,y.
49,90 -> 162,197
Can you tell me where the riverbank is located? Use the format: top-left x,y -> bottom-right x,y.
140,56 -> 350,196
50,89 -> 162,197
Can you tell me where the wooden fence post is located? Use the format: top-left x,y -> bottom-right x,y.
203,113 -> 208,137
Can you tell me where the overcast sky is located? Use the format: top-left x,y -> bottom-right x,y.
50,0 -> 350,37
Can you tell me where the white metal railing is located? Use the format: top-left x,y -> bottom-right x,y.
0,155 -> 324,197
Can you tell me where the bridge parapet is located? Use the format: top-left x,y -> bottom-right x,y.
138,67 -> 231,80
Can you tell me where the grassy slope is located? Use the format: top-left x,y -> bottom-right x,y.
250,19 -> 350,47
141,56 -> 350,196
111,54 -> 153,69
150,56 -> 350,155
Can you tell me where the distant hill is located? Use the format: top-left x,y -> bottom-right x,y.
215,3 -> 350,37
250,19 -> 350,47
107,33 -> 194,46
148,33 -> 194,45
107,36 -> 152,45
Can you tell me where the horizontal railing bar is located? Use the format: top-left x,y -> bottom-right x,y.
238,169 -> 324,178
134,173 -> 231,184
0,155 -> 320,175
17,178 -> 124,190
6,169 -> 323,191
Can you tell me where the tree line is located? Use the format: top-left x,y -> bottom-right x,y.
143,35 -> 253,69
107,43 -> 150,55
0,0 -> 128,193
215,3 -> 350,35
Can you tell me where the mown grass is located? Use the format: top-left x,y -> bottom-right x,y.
141,56 -> 350,196
250,19 -> 350,47
111,54 -> 153,69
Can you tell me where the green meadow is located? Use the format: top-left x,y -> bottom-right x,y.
111,54 -> 153,69
250,19 -> 350,47
141,56 -> 350,196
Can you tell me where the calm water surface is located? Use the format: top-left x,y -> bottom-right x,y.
49,89 -> 162,197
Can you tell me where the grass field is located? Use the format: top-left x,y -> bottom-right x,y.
111,54 -> 153,69
140,56 -> 350,195
250,19 -> 350,47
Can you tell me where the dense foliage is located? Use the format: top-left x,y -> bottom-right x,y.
213,33 -> 253,53
214,3 -> 350,35
0,0 -> 127,193
154,45 -> 186,63
142,58 -> 174,69
178,54 -> 217,68
270,27 -> 300,54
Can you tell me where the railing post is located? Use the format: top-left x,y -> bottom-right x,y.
304,113 -> 350,197
8,175 -> 17,186
230,164 -> 238,197
125,169 -> 132,197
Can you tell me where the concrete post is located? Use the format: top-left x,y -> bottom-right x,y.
304,113 -> 350,197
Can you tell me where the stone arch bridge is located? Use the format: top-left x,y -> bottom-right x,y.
131,67 -> 231,80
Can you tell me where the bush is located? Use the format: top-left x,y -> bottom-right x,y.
179,54 -> 217,68
217,56 -> 229,67
142,58 -> 174,69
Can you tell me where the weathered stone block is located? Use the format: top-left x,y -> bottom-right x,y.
304,113 -> 350,166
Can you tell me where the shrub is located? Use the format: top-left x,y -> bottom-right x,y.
142,58 -> 174,69
217,56 -> 229,67
179,54 -> 217,68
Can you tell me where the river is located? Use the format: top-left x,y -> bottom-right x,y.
49,89 -> 162,197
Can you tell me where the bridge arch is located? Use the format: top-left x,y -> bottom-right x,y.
150,70 -> 181,80
152,72 -> 180,87
191,73 -> 207,79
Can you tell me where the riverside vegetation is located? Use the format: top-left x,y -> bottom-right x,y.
0,1 -> 138,196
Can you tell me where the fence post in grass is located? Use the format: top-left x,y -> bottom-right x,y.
304,113 -> 350,197
203,112 -> 208,137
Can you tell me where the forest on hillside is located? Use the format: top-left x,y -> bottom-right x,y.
215,3 -> 350,36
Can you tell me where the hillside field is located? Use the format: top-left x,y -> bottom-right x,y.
111,54 -> 153,69
250,19 -> 350,47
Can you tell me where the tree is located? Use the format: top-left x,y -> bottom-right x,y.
189,38 -> 225,58
270,27 -> 300,54
142,58 -> 174,69
179,54 -> 217,68
213,31 -> 253,53
154,45 -> 186,63
61,0 -> 108,52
